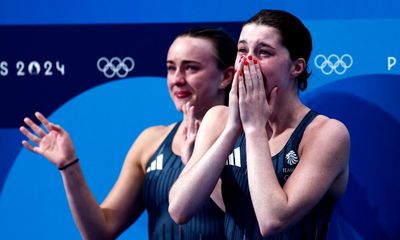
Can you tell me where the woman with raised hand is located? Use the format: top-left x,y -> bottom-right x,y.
20,27 -> 236,240
169,10 -> 350,239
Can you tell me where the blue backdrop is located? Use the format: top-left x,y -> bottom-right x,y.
1,0 -> 399,239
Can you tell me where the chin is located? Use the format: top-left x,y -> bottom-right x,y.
175,98 -> 193,111
174,102 -> 185,112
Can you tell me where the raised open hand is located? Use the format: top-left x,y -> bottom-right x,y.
19,112 -> 77,168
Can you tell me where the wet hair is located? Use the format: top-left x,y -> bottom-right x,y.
245,9 -> 312,91
176,27 -> 237,104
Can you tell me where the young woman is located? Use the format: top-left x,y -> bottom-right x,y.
169,10 -> 350,239
20,27 -> 236,240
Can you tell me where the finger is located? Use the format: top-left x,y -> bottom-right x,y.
254,62 -> 267,101
182,102 -> 188,122
182,126 -> 188,140
24,117 -> 47,138
182,103 -> 187,122
188,106 -> 196,134
20,126 -> 41,145
238,70 -> 246,100
237,57 -> 247,96
49,123 -> 63,132
248,56 -> 258,90
253,59 -> 264,91
181,101 -> 187,116
35,112 -> 52,132
243,58 -> 252,91
229,71 -> 239,98
22,140 -> 42,154
185,102 -> 190,114
254,59 -> 263,84
231,58 -> 245,96
230,71 -> 239,99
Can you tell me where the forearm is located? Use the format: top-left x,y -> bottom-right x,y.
60,163 -> 112,240
245,130 -> 290,235
169,127 -> 238,223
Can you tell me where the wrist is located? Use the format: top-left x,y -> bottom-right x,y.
243,125 -> 267,137
225,120 -> 242,134
222,124 -> 242,141
58,158 -> 79,171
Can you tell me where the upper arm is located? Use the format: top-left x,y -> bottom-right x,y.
100,126 -> 168,236
282,118 -> 350,221
183,106 -> 229,171
168,106 -> 229,223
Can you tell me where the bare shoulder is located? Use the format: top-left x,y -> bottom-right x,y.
138,124 -> 174,144
301,114 -> 350,167
201,105 -> 229,132
125,123 -> 177,172
189,105 -> 230,161
306,115 -> 350,144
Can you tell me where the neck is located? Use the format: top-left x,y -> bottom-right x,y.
267,90 -> 308,138
192,96 -> 226,122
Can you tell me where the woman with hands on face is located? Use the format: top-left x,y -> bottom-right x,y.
169,10 -> 350,239
20,27 -> 236,240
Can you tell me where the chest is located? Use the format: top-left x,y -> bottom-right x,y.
222,132 -> 303,190
143,148 -> 184,208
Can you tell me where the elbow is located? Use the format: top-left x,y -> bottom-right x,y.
168,186 -> 193,224
168,203 -> 191,225
259,218 -> 286,237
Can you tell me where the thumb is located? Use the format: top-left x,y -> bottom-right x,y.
49,122 -> 64,133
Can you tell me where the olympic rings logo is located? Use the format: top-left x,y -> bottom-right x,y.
97,57 -> 135,78
314,54 -> 353,75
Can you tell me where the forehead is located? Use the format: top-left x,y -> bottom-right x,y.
238,24 -> 282,47
167,36 -> 216,61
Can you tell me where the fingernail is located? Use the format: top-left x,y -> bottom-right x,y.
244,60 -> 248,65
253,59 -> 257,64
248,55 -> 252,60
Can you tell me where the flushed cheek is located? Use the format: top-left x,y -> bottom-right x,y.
257,64 -> 270,83
258,62 -> 280,81
190,86 -> 211,103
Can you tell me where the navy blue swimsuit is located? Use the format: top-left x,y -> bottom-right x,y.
222,110 -> 335,239
143,122 -> 225,240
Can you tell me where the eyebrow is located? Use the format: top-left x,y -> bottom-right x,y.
166,60 -> 201,65
258,43 -> 276,50
238,40 -> 276,50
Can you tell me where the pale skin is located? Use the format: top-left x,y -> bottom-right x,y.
20,36 -> 233,239
169,24 -> 350,237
